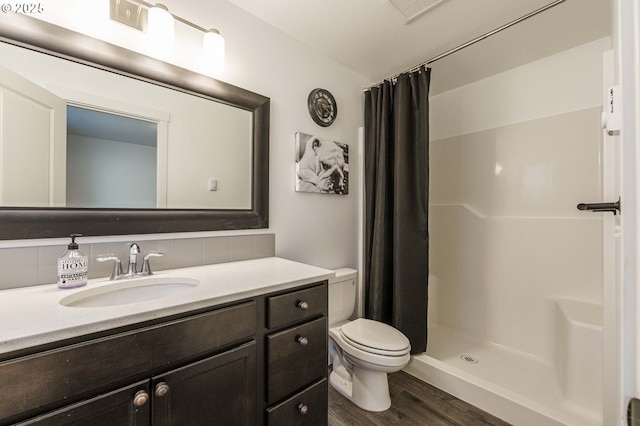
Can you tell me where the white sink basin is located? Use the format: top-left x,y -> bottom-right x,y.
60,276 -> 200,308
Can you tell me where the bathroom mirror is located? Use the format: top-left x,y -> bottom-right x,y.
0,14 -> 269,239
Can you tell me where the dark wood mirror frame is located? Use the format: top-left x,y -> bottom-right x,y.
0,14 -> 269,240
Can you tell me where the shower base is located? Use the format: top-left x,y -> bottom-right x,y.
404,326 -> 601,426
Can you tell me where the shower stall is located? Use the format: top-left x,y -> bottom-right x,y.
403,36 -> 612,426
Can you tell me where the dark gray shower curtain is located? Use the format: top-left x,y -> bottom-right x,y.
363,67 -> 430,354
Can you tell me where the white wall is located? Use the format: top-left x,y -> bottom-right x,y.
0,0 -> 371,272
429,37 -> 610,363
66,134 -> 156,208
430,37 -> 611,141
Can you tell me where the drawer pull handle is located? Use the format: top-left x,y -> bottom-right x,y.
297,403 -> 309,415
297,300 -> 309,310
133,390 -> 149,407
155,382 -> 170,397
297,336 -> 309,346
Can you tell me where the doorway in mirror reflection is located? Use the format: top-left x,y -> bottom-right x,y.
67,106 -> 158,208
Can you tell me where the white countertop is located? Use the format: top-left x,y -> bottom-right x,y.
0,257 -> 334,356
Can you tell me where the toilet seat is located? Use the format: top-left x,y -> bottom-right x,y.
330,326 -> 410,369
340,318 -> 411,356
328,317 -> 411,412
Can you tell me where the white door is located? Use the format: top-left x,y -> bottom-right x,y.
613,0 -> 640,424
0,64 -> 66,207
601,49 -> 623,426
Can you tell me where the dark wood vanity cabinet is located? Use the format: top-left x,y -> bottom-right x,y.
1,301 -> 257,426
264,284 -> 329,425
151,342 -> 256,425
15,342 -> 257,426
1,281 -> 328,426
16,381 -> 152,425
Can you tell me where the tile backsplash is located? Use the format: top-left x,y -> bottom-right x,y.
0,234 -> 275,290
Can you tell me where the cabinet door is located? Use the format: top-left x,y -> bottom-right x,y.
152,341 -> 256,426
16,381 -> 150,426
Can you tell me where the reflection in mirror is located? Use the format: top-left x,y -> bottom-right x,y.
0,40 -> 253,210
0,14 -> 269,239
67,106 -> 158,209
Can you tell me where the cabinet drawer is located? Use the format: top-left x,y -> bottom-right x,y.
267,379 -> 328,426
0,301 -> 256,425
267,283 -> 327,329
267,317 -> 327,404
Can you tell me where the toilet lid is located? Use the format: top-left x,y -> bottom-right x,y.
340,318 -> 411,355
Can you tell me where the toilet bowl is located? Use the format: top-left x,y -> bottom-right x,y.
329,269 -> 411,412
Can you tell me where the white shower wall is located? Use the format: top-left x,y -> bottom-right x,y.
428,36 -> 610,365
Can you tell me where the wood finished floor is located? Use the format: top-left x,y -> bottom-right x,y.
328,371 -> 512,426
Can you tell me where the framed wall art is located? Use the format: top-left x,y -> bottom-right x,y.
295,132 -> 349,194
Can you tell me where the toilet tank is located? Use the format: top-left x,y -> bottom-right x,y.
328,268 -> 358,326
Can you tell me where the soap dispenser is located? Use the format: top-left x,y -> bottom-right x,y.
58,234 -> 88,289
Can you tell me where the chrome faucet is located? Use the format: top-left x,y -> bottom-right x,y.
97,243 -> 163,280
126,243 -> 141,277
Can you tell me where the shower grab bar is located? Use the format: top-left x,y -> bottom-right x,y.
576,197 -> 620,215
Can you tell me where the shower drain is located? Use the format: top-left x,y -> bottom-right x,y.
460,354 -> 479,364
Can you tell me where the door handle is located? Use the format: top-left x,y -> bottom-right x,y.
577,197 -> 620,215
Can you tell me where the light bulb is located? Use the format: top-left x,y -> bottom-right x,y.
202,29 -> 225,73
147,3 -> 174,57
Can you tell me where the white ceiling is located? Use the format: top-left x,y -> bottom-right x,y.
226,0 -> 611,93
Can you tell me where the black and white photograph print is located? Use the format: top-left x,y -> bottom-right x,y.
295,132 -> 349,194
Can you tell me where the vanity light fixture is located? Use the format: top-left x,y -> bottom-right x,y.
202,28 -> 225,73
146,3 -> 174,57
109,0 -> 225,71
147,3 -> 174,46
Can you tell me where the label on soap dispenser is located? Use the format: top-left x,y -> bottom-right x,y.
58,255 -> 88,288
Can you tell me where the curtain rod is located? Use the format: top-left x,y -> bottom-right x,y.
369,0 -> 567,88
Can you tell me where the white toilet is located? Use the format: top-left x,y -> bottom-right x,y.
328,268 -> 411,412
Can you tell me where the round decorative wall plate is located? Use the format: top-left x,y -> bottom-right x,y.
308,88 -> 337,127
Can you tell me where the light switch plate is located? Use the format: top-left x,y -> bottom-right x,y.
208,178 -> 218,191
110,0 -> 147,31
